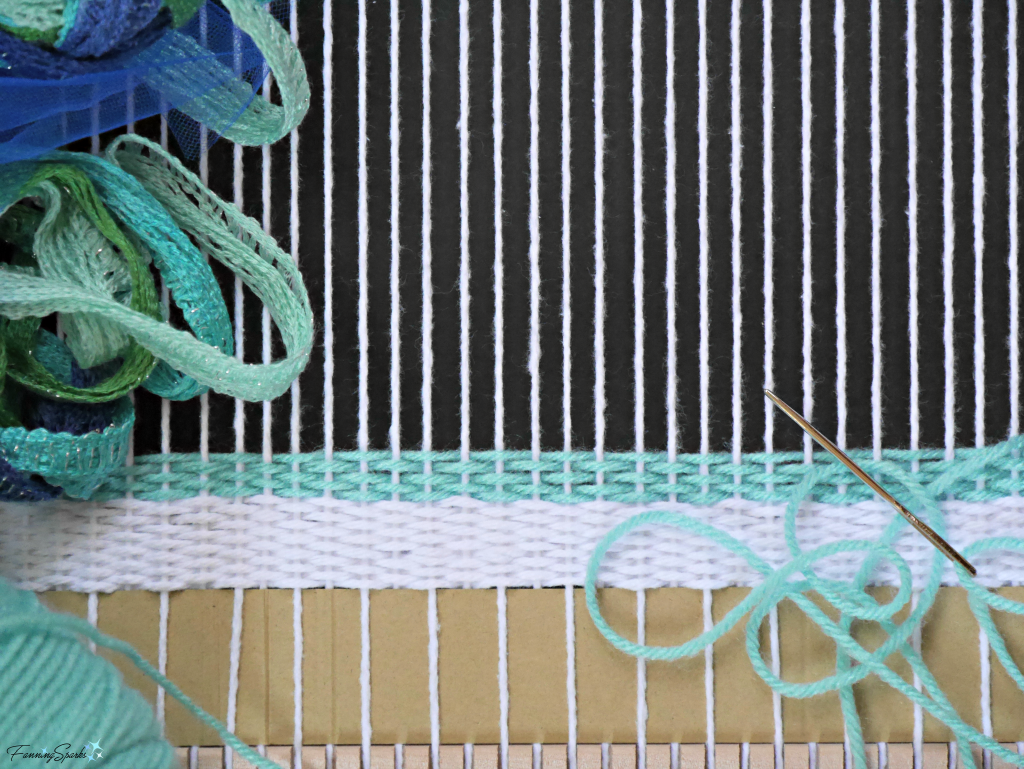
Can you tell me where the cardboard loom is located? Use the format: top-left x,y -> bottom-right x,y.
41,586 -> 1024,746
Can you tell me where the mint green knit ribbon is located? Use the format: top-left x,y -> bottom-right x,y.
0,135 -> 314,404
586,449 -> 1024,769
0,136 -> 311,497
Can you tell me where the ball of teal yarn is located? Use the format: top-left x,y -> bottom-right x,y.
0,580 -> 177,768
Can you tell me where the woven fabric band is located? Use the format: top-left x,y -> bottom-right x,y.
89,437 -> 1024,504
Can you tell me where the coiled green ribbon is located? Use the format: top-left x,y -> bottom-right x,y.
0,135 -> 313,496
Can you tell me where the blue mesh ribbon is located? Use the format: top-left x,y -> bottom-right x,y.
0,1 -> 273,162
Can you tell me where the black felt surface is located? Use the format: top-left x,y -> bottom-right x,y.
129,0 -> 1022,456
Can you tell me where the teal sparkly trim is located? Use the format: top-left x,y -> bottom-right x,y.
96,436 -> 1024,504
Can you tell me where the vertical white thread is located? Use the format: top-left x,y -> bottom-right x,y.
87,593 -> 97,654
155,111 -> 169,491
157,591 -> 169,728
770,606 -> 783,769
980,627 -> 993,769
226,588 -> 244,769
234,140 -> 245,462
730,0 -> 743,468
594,0 -> 606,473
428,587 -> 440,769
973,0 -> 986,451
703,588 -> 715,769
323,0 -> 335,468
908,0 -> 920,458
125,81 -> 136,500
460,0 -> 471,467
499,586 -> 510,769
801,0 -> 813,464
121,96 -> 136,495
566,585 -> 578,769
198,3 -> 210,468
361,587 -> 371,769
1011,0 -> 1020,440
199,109 -> 210,468
293,588 -> 303,769
835,0 -> 847,451
494,0 -> 505,458
798,0 -> 815,466
530,0 -> 542,478
763,0 -> 774,458
563,0 -> 573,489
290,0 -> 301,461
664,0 -> 680,499
390,0 -> 402,472
870,0 -> 882,460
358,0 -> 370,463
698,0 -> 710,461
232,20 -> 245,463
422,0 -> 433,471
912,592 -> 924,768
942,0 -> 955,460
633,0 -> 645,478
666,0 -> 678,475
262,76 -> 273,475
637,589 -> 647,769
161,312 -> 171,491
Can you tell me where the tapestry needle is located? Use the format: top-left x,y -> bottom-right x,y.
764,389 -> 977,577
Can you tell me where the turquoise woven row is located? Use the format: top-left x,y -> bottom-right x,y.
95,437 -> 1024,503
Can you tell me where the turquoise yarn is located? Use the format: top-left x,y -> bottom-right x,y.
0,579 -> 282,769
82,437 -> 1024,504
585,454 -> 1024,769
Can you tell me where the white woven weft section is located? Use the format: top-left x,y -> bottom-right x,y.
4,497 -> 1024,592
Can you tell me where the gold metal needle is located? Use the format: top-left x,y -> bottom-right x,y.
764,389 -> 977,577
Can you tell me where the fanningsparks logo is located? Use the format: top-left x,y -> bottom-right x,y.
6,742 -> 104,764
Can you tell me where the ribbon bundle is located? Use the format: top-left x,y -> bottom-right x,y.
0,0 -> 312,500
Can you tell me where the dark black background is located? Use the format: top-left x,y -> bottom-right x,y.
123,0 -> 1021,457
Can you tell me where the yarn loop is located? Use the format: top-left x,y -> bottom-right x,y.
586,453 -> 1024,769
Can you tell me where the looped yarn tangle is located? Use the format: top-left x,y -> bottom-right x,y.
586,444 -> 1024,769
0,0 -> 309,161
0,134 -> 313,497
0,578 -> 283,769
